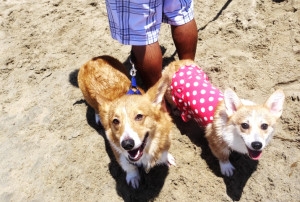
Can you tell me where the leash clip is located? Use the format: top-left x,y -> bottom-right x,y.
129,58 -> 137,77
127,57 -> 142,95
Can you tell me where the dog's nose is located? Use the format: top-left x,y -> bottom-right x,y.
251,141 -> 262,150
121,139 -> 135,150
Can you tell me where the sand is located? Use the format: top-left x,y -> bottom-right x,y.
0,0 -> 299,201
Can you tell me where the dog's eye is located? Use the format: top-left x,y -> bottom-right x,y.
241,123 -> 249,129
135,114 -> 143,121
261,123 -> 268,130
112,118 -> 120,125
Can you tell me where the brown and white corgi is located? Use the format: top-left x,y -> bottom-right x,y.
163,60 -> 285,176
78,55 -> 175,188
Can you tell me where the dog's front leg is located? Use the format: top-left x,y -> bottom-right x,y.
95,113 -> 101,125
219,160 -> 235,177
167,153 -> 176,167
206,128 -> 235,176
120,155 -> 140,189
156,151 -> 176,167
214,146 -> 235,176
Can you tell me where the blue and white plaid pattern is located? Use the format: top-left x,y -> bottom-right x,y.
105,0 -> 194,45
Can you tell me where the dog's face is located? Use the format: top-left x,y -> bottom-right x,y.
104,75 -> 171,164
223,89 -> 285,160
107,95 -> 157,162
228,105 -> 279,159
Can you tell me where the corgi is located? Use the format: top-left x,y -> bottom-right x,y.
78,55 -> 175,188
163,60 -> 285,176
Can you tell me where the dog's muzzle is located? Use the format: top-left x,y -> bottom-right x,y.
125,133 -> 149,162
121,139 -> 135,150
247,141 -> 263,160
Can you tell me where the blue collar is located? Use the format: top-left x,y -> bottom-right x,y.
127,76 -> 142,95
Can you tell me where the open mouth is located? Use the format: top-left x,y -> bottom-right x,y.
247,147 -> 262,160
127,133 -> 149,162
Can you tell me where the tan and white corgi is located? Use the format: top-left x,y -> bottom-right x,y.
205,88 -> 285,176
78,55 -> 175,188
163,60 -> 285,176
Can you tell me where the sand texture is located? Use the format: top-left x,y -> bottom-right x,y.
0,0 -> 299,201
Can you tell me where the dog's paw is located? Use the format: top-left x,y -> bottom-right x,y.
167,153 -> 176,167
219,161 -> 235,177
126,171 -> 140,189
95,113 -> 103,125
95,113 -> 100,125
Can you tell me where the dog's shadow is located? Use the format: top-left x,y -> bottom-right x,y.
172,115 -> 259,201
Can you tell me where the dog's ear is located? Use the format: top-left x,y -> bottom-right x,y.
146,74 -> 168,107
95,94 -> 110,109
264,89 -> 285,118
224,88 -> 242,117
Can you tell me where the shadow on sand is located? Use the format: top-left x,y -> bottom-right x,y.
172,114 -> 258,201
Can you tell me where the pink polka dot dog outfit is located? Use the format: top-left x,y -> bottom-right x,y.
171,65 -> 224,126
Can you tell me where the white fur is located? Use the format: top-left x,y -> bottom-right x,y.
223,126 -> 248,155
118,147 -> 173,188
242,110 -> 265,150
110,136 -> 173,188
219,161 -> 235,177
108,107 -> 144,188
120,155 -> 140,189
120,107 -> 142,149
108,114 -> 172,188
95,113 -> 102,125
120,123 -> 142,149
155,151 -> 176,167
167,153 -> 176,167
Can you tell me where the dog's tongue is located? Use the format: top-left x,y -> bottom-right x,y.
128,147 -> 143,161
128,148 -> 139,159
248,149 -> 262,160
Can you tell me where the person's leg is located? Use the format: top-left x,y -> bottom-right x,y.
171,19 -> 198,60
131,42 -> 162,90
106,0 -> 163,89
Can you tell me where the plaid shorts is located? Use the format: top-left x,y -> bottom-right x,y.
105,0 -> 194,45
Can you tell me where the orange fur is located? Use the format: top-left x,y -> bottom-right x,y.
78,55 -> 144,127
78,55 -> 174,188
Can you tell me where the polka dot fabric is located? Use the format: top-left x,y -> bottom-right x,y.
171,65 -> 224,126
